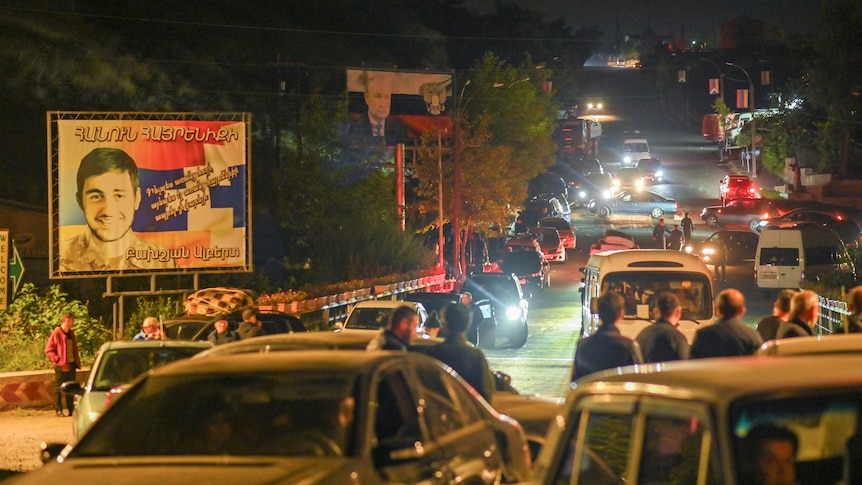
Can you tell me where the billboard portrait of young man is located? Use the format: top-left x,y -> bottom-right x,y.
58,147 -> 177,272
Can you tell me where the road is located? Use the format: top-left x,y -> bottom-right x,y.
485,101 -> 775,399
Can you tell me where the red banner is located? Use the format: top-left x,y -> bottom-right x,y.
736,90 -> 750,109
709,78 -> 720,95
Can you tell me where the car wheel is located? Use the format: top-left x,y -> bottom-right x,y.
705,214 -> 719,227
748,219 -> 761,231
650,207 -> 664,219
597,207 -> 610,218
478,323 -> 496,349
508,321 -> 528,348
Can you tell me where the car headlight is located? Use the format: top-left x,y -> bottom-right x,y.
612,180 -> 620,188
758,220 -> 767,228
601,190 -> 611,198
578,190 -> 587,199
624,156 -> 632,163
703,247 -> 716,255
684,245 -> 692,253
655,170 -> 663,178
505,306 -> 522,320
636,180 -> 644,188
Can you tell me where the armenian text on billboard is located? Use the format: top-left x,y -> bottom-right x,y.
48,112 -> 251,278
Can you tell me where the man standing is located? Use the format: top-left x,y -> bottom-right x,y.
237,308 -> 263,339
690,289 -> 762,358
668,224 -> 684,251
207,319 -> 240,345
133,316 -> 166,340
652,218 -> 669,249
755,289 -> 796,341
635,292 -> 690,363
366,305 -> 419,351
422,303 -> 494,402
680,212 -> 694,245
59,147 -> 177,272
775,290 -> 818,338
45,312 -> 81,417
459,291 -> 485,344
572,292 -> 643,382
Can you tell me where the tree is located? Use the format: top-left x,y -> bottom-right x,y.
412,53 -> 558,271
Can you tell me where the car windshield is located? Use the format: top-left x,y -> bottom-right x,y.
730,390 -> 862,485
502,252 -> 542,275
94,347 -> 209,391
164,321 -> 206,340
464,277 -> 521,303
602,271 -> 713,320
72,372 -> 358,458
344,308 -> 392,330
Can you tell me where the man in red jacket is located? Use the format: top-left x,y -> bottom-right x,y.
44,312 -> 81,417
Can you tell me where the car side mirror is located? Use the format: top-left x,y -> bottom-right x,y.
334,321 -> 345,331
60,381 -> 84,395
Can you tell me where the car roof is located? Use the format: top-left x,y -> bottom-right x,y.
574,354 -> 862,402
154,349 -> 439,377
757,334 -> 862,356
98,340 -> 214,352
194,331 -> 379,357
352,299 -> 424,310
586,249 -> 709,271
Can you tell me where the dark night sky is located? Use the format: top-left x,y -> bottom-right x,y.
464,0 -> 819,40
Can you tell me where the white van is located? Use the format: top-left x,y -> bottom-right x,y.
621,137 -> 650,167
755,226 -> 855,289
580,250 -> 715,344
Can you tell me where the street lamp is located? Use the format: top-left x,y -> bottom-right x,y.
726,62 -> 757,178
452,80 -> 470,279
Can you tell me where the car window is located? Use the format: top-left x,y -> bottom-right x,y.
374,369 -> 422,447
578,412 -> 634,483
94,347 -> 207,391
638,414 -> 718,485
603,271 -> 713,320
345,308 -> 392,330
414,363 -> 476,437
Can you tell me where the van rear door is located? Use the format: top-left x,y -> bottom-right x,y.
756,246 -> 801,288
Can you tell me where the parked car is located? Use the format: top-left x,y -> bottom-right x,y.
194,331 -> 564,461
567,154 -> 604,176
527,172 -> 568,200
163,308 -> 307,341
501,249 -> 551,292
756,333 -> 862,356
756,207 -> 862,248
528,226 -> 566,263
684,229 -> 760,265
635,157 -> 664,183
611,167 -> 645,194
33,351 -> 532,484
538,216 -> 576,250
569,172 -> 613,207
61,340 -> 213,438
520,193 -> 571,226
505,232 -> 543,253
700,198 -> 781,230
589,189 -> 678,220
719,174 -> 760,204
531,354 -> 862,485
338,299 -> 427,333
461,273 -> 529,348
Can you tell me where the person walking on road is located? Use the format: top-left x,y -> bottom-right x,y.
755,289 -> 796,341
422,303 -> 495,402
668,224 -> 684,250
635,292 -> 690,363
776,290 -> 818,339
45,312 -> 81,417
652,218 -> 670,249
680,212 -> 694,245
690,289 -> 762,359
572,292 -> 643,382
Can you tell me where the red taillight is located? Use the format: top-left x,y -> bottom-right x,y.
104,386 -> 125,409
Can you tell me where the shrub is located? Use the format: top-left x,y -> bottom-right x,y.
0,283 -> 110,371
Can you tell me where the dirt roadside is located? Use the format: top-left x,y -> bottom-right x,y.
0,408 -> 75,479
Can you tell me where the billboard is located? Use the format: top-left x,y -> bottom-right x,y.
346,68 -> 454,145
48,112 -> 251,279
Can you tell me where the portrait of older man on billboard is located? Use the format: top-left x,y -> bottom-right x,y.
59,147 -> 177,272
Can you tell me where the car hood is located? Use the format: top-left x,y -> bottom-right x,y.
17,456 -> 360,485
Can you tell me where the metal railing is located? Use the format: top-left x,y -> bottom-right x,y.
817,295 -> 850,335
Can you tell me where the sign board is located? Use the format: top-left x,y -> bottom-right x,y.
47,112 -> 252,278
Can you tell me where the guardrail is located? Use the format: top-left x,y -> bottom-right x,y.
817,295 -> 850,335
258,274 -> 456,331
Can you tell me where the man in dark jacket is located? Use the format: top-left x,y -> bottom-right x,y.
237,308 -> 263,339
572,292 -> 644,382
422,303 -> 494,402
366,305 -> 419,352
690,289 -> 762,358
756,289 -> 796,341
207,319 -> 240,345
636,292 -> 690,363
775,290 -> 818,339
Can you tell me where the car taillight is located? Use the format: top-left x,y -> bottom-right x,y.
104,386 -> 125,409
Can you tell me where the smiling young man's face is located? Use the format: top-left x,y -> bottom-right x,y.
81,169 -> 141,242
